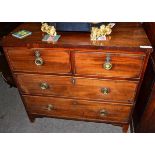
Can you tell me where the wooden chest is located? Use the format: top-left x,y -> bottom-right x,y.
2,23 -> 152,132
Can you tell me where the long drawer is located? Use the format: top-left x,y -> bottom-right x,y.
16,74 -> 138,103
75,51 -> 145,78
6,48 -> 71,74
23,95 -> 132,123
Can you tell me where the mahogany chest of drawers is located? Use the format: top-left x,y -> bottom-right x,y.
2,23 -> 152,132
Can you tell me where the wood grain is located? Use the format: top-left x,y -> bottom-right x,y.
6,48 -> 71,74
2,23 -> 152,132
75,51 -> 145,78
15,74 -> 138,103
23,95 -> 132,124
2,23 -> 151,51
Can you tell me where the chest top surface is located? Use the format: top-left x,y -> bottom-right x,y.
1,22 -> 152,51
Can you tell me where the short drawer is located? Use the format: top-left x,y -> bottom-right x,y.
6,48 -> 71,74
75,51 -> 145,78
23,95 -> 132,123
16,74 -> 138,103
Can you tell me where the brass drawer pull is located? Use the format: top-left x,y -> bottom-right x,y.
101,88 -> 110,95
35,57 -> 44,66
34,50 -> 44,66
103,55 -> 112,70
100,109 -> 108,117
46,104 -> 54,111
40,82 -> 49,90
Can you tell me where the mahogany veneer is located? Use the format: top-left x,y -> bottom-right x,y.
23,95 -> 132,124
2,23 -> 152,132
15,74 -> 138,103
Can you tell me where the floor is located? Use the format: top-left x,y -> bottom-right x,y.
0,73 -> 123,133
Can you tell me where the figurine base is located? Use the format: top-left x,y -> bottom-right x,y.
42,34 -> 60,42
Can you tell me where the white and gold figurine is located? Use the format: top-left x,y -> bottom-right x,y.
90,23 -> 115,41
41,22 -> 57,36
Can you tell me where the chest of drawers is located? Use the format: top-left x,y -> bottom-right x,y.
2,23 -> 152,132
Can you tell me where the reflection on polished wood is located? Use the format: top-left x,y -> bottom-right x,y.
2,23 -> 151,49
2,23 -> 152,132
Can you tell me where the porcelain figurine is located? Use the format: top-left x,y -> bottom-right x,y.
41,22 -> 57,36
90,23 -> 115,40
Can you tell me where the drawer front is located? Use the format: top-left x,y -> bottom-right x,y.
6,48 -> 71,74
75,51 -> 144,78
16,74 -> 138,103
23,95 -> 132,123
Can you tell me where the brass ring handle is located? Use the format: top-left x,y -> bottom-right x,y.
100,109 -> 108,117
101,88 -> 110,95
47,104 -> 54,111
104,62 -> 112,70
35,57 -> 44,66
103,54 -> 112,70
40,82 -> 49,90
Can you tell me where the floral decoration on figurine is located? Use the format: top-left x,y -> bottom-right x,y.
41,23 -> 61,42
90,23 -> 115,41
41,22 -> 57,36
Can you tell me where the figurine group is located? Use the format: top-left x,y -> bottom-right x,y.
41,22 -> 115,41
90,23 -> 115,41
41,22 -> 57,36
